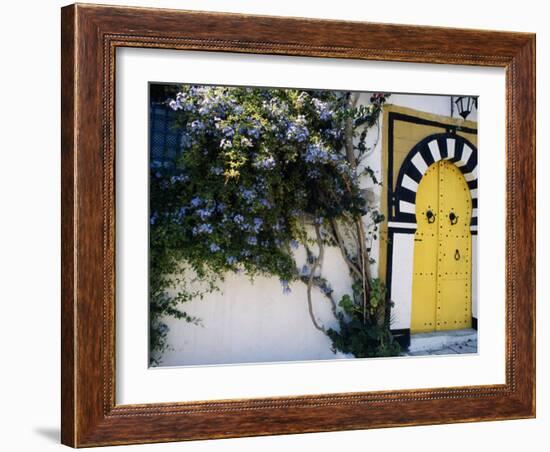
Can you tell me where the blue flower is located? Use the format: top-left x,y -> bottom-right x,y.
290,240 -> 299,250
307,168 -> 321,179
190,120 -> 205,131
286,121 -> 309,143
321,282 -> 333,295
192,223 -> 213,235
254,155 -> 276,170
260,198 -> 272,208
299,265 -> 309,276
157,323 -> 170,334
175,92 -> 187,104
320,111 -> 332,121
337,162 -> 350,174
233,214 -> 245,224
247,236 -> 258,246
170,174 -> 188,184
168,99 -> 183,111
222,125 -> 235,137
312,98 -> 333,121
150,212 -> 158,225
247,126 -> 261,139
280,279 -> 291,295
209,243 -> 221,253
196,208 -> 213,220
323,128 -> 343,140
240,188 -> 256,202
304,143 -> 330,164
174,207 -> 187,221
252,217 -> 263,232
226,256 -> 237,265
190,196 -> 202,207
210,166 -> 224,176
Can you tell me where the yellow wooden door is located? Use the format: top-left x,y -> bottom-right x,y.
410,163 -> 439,332
411,160 -> 472,333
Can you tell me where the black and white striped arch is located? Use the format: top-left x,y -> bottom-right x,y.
391,133 -> 478,232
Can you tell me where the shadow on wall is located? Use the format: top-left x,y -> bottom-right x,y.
33,427 -> 60,443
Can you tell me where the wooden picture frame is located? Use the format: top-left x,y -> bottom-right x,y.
61,3 -> 536,447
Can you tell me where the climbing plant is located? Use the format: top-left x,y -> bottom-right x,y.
149,85 -> 400,364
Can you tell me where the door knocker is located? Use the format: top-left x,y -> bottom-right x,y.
454,249 -> 461,260
426,210 -> 436,224
449,211 -> 459,225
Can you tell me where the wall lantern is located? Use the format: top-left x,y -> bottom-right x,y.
454,96 -> 478,120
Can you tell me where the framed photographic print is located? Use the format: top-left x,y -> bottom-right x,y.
61,3 -> 536,447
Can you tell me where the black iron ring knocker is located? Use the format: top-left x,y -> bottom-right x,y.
455,249 -> 461,260
449,211 -> 459,225
426,209 -> 436,224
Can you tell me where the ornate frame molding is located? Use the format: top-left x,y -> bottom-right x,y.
61,4 -> 535,447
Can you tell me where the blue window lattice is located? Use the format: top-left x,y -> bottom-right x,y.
149,103 -> 184,173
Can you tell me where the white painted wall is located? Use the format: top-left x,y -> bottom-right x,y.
161,246 -> 353,366
388,93 -> 478,122
389,233 -> 415,329
159,93 -> 478,366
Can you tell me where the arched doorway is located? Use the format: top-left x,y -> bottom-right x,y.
410,160 -> 472,332
382,126 -> 479,344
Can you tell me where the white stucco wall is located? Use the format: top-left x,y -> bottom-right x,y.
158,93 -> 478,366
160,243 -> 354,366
387,93 -> 478,122
389,233 -> 415,330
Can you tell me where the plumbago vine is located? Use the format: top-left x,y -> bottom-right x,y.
149,85 -> 400,365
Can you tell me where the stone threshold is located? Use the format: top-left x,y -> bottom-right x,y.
405,328 -> 478,356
